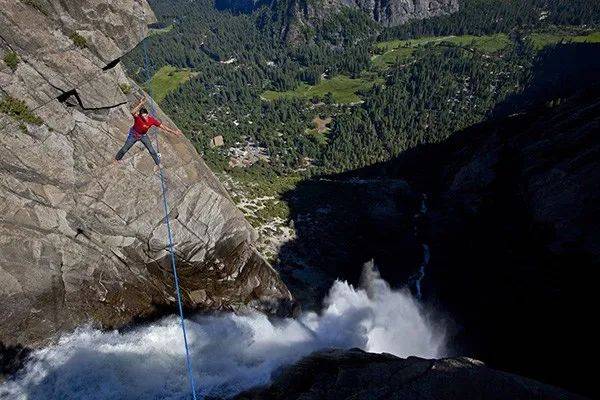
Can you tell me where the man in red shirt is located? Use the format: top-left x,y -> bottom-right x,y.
114,97 -> 182,167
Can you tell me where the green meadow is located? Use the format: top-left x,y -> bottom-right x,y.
146,65 -> 197,102
372,33 -> 511,67
527,30 -> 600,50
263,29 -> 599,104
262,75 -> 381,104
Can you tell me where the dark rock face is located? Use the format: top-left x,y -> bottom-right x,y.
216,0 -> 270,13
277,46 -> 600,397
276,0 -> 458,42
0,0 -> 291,350
419,86 -> 600,397
235,348 -> 588,400
338,0 -> 459,26
278,178 -> 421,308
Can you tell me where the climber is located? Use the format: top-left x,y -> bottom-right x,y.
114,97 -> 182,168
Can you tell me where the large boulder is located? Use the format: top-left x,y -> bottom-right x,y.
235,348 -> 588,400
0,0 -> 291,349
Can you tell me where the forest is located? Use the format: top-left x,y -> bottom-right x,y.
123,0 -> 600,223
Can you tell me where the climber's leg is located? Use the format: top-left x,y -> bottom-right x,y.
115,130 -> 137,161
140,134 -> 161,165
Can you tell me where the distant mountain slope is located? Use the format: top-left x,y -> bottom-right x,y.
330,0 -> 459,26
213,0 -> 459,41
272,0 -> 459,42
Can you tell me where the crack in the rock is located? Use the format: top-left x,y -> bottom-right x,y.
0,158 -> 66,189
175,218 -> 209,247
80,193 -> 128,225
0,179 -> 52,209
102,58 -> 121,71
0,31 -> 128,114
56,88 -> 127,111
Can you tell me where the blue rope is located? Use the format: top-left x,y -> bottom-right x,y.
143,39 -> 199,400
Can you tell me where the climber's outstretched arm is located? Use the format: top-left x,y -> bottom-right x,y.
130,97 -> 146,116
158,124 -> 183,137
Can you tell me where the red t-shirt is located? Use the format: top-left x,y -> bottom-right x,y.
131,114 -> 162,139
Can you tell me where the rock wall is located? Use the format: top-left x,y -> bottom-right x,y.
282,0 -> 458,42
0,0 -> 291,349
322,76 -> 599,395
273,47 -> 600,396
235,348 -> 588,400
338,0 -> 459,26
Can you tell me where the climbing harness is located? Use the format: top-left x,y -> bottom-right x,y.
143,39 -> 199,400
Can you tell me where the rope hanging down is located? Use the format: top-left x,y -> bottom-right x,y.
143,39 -> 199,400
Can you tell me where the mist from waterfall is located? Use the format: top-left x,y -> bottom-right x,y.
1,262 -> 445,400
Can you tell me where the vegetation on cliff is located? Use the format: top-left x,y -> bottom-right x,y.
0,96 -> 43,130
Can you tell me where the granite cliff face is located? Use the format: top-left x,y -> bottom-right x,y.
235,348 -> 588,400
335,0 -> 459,26
281,0 -> 458,42
212,0 -> 458,42
0,0 -> 291,349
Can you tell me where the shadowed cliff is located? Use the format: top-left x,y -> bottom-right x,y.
276,43 -> 600,396
235,348 -> 589,400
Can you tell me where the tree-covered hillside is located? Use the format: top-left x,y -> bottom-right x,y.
384,0 -> 600,39
123,0 -> 600,258
125,0 -> 599,172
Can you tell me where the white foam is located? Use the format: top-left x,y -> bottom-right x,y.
1,262 -> 445,399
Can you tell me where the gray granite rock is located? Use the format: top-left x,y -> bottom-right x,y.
284,0 -> 457,42
0,0 -> 291,349
339,0 -> 459,26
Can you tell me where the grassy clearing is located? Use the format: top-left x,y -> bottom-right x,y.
263,75 -> 381,104
374,35 -> 456,52
444,34 -> 512,53
371,47 -> 415,68
373,33 -> 511,67
149,24 -> 175,37
375,34 -> 511,53
146,65 -> 198,102
528,30 -> 600,50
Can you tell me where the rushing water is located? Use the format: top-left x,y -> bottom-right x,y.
410,194 -> 431,300
1,263 -> 445,400
413,244 -> 430,299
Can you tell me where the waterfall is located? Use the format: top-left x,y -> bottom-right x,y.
1,263 -> 445,400
411,194 -> 430,300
